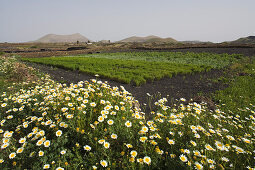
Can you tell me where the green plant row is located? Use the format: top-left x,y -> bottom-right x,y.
22,56 -> 211,86
74,52 -> 241,69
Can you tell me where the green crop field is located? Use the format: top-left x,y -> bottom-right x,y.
22,52 -> 241,85
74,52 -> 241,68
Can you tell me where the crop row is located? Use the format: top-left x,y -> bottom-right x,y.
75,52 -> 241,68
22,56 -> 211,86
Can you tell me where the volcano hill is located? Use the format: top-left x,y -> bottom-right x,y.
33,33 -> 90,43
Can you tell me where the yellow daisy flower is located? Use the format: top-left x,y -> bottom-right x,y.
83,145 -> 91,151
56,130 -> 62,137
130,150 -> 137,157
107,119 -> 114,125
168,139 -> 175,145
39,130 -> 45,136
44,140 -> 51,147
90,102 -> 96,107
1,103 -> 7,107
179,154 -> 188,162
16,147 -> 24,154
194,162 -> 203,170
141,126 -> 149,133
2,138 -> 9,143
66,114 -> 74,119
143,156 -> 151,165
39,151 -> 44,156
98,116 -> 104,122
126,144 -> 133,148
114,105 -> 119,110
100,160 -> 108,167
1,143 -> 9,149
139,136 -> 148,143
205,144 -> 215,151
111,133 -> 118,139
60,150 -> 66,155
104,142 -> 110,149
125,121 -> 132,127
98,139 -> 105,144
9,152 -> 16,159
36,140 -> 44,146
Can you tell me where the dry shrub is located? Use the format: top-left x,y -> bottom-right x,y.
0,55 -> 38,83
12,62 -> 38,82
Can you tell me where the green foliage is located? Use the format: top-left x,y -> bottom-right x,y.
75,51 -> 240,69
214,61 -> 255,112
22,51 -> 241,85
22,55 -> 213,86
0,76 -> 5,91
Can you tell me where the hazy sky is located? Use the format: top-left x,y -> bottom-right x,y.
0,0 -> 255,43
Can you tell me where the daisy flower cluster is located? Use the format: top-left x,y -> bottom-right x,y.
0,70 -> 155,169
0,56 -> 254,169
143,98 -> 255,169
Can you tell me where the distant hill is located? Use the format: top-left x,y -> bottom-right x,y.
98,40 -> 111,43
181,40 -> 203,44
33,33 -> 90,43
119,35 -> 177,43
181,40 -> 213,44
231,36 -> 255,44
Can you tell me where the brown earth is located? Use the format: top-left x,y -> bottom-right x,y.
1,42 -> 255,58
15,46 -> 255,58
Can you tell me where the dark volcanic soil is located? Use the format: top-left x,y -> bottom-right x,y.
26,62 -> 227,112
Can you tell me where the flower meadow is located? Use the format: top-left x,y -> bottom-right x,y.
0,56 -> 255,169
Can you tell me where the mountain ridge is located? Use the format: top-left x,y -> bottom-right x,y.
33,33 -> 90,43
230,36 -> 255,44
118,35 -> 177,43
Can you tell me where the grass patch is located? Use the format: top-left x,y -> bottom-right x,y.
0,75 -> 6,92
214,59 -> 255,112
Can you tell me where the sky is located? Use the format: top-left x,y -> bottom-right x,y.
0,0 -> 255,43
